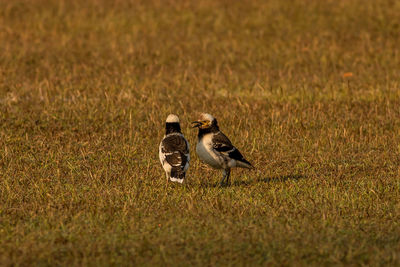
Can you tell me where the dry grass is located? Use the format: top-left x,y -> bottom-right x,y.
1,0 -> 400,265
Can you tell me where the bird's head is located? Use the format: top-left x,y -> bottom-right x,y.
166,114 -> 180,124
191,113 -> 217,129
165,114 -> 181,134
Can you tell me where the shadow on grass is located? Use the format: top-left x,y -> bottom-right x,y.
231,174 -> 306,186
256,174 -> 306,184
199,174 -> 306,188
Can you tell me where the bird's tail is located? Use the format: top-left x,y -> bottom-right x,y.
236,159 -> 255,170
170,169 -> 185,183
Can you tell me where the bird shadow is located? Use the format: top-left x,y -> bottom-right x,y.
256,174 -> 306,184
199,174 -> 306,188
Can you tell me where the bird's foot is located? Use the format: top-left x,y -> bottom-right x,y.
219,180 -> 231,187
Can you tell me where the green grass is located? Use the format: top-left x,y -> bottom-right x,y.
1,0 -> 400,265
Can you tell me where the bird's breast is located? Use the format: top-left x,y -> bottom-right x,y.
196,136 -> 223,169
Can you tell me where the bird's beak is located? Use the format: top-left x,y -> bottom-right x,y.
191,121 -> 202,128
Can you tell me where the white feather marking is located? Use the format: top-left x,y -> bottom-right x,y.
170,177 -> 184,183
166,114 -> 179,123
200,113 -> 215,122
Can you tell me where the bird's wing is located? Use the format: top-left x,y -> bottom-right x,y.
161,134 -> 189,169
212,131 -> 252,166
212,131 -> 235,153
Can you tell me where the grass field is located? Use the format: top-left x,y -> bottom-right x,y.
1,0 -> 400,265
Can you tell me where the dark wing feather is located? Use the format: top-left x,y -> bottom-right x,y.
165,152 -> 188,167
212,132 -> 234,152
228,149 -> 252,166
212,131 -> 252,166
162,135 -> 189,168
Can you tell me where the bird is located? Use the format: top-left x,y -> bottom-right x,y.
159,114 -> 190,183
192,113 -> 253,186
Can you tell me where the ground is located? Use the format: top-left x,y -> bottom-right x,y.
1,0 -> 400,265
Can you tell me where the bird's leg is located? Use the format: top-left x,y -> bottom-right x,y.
220,170 -> 227,186
220,169 -> 231,186
225,168 -> 231,185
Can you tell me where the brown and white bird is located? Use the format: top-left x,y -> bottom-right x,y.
192,113 -> 253,186
159,114 -> 190,183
